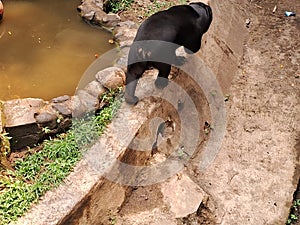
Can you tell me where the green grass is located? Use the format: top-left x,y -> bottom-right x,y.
0,88 -> 123,225
105,0 -> 188,18
144,0 -> 188,17
287,199 -> 300,225
106,0 -> 134,13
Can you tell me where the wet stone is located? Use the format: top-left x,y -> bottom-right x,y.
51,95 -> 70,103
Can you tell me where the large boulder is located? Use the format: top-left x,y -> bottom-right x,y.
3,98 -> 45,150
95,67 -> 125,89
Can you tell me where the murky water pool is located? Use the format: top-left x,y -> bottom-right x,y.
0,0 -> 114,100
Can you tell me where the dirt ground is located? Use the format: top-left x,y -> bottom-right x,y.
118,0 -> 300,224
230,1 -> 300,223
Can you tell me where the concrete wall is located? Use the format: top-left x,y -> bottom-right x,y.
199,0 -> 248,93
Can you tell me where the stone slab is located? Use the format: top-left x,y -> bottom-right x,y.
161,173 -> 206,218
3,98 -> 44,127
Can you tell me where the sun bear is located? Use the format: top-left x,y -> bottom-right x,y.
124,2 -> 212,105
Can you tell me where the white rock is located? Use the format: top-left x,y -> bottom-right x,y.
161,173 -> 206,218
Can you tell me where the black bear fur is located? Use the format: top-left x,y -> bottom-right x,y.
125,2 -> 212,105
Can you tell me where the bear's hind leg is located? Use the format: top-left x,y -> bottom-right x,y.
125,62 -> 146,105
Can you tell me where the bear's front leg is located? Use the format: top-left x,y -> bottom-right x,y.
125,63 -> 147,105
174,55 -> 186,66
155,77 -> 169,89
153,62 -> 171,89
125,79 -> 139,105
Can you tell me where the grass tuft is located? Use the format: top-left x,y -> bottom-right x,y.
105,0 -> 134,13
287,199 -> 300,225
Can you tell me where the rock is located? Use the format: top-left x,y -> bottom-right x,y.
161,173 -> 206,218
3,98 -> 45,127
119,40 -> 134,48
96,12 -> 121,27
77,0 -> 121,28
114,54 -> 128,68
77,90 -> 99,109
113,45 -> 130,68
84,80 -> 106,98
33,104 -> 73,136
95,67 -> 125,89
5,123 -> 42,150
114,21 -> 138,48
114,26 -> 137,41
117,21 -> 138,30
51,95 -> 70,103
93,0 -> 103,8
35,112 -> 57,124
71,91 -> 99,117
3,98 -> 45,150
81,10 -> 95,20
77,0 -> 104,19
1,98 -> 75,149
52,103 -> 72,117
32,103 -> 73,137
35,112 -> 58,129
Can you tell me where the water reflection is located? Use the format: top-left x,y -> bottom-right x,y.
0,0 -> 114,100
